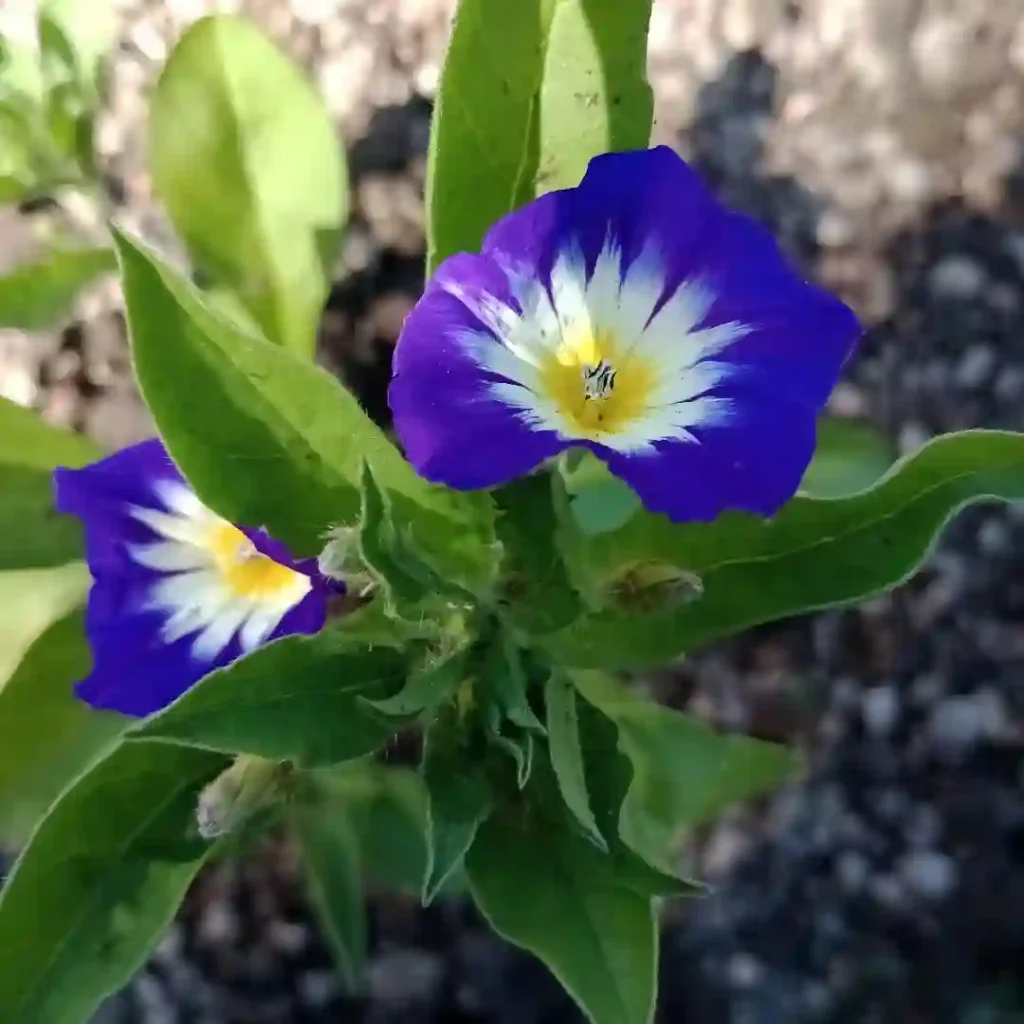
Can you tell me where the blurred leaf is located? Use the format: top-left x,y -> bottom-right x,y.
150,15 -> 346,356
293,803 -> 366,990
426,0 -> 652,273
114,227 -> 498,593
134,631 -> 409,767
546,430 -> 1024,668
467,801 -> 657,1024
0,608 -> 125,845
575,671 -> 798,861
0,740 -> 228,1024
0,396 -> 98,570
0,561 -> 89,686
39,0 -> 116,97
0,247 -> 114,329
801,417 -> 894,498
422,708 -> 493,904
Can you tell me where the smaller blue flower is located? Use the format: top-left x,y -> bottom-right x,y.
54,438 -> 336,718
388,146 -> 862,523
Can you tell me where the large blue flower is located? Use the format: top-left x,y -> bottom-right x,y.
54,439 -> 335,717
389,146 -> 861,522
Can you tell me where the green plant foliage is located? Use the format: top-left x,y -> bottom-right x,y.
547,430 -> 1024,668
422,707 -> 494,904
0,609 -> 125,845
134,631 -> 410,767
575,671 -> 799,864
467,797 -> 658,1024
0,741 -> 228,1024
801,417 -> 895,497
149,15 -> 347,356
0,247 -> 114,329
114,227 -> 498,590
293,803 -> 366,990
426,0 -> 653,273
0,396 -> 98,570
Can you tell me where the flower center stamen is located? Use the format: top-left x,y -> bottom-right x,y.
581,359 -> 617,401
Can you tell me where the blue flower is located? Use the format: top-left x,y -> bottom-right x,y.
389,146 -> 861,522
54,439 -> 336,717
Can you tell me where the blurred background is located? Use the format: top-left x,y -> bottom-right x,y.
3,0 -> 1024,1021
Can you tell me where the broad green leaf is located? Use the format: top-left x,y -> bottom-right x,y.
495,474 -> 583,633
0,396 -> 97,571
467,803 -> 657,1024
544,670 -> 604,850
150,15 -> 346,356
426,0 -> 652,273
0,609 -> 125,845
292,804 -> 366,990
114,227 -> 497,591
0,740 -> 228,1024
134,631 -> 409,767
801,417 -> 894,498
534,0 -> 653,193
547,430 -> 1024,668
575,671 -> 798,860
0,247 -> 114,329
0,561 -> 89,684
422,708 -> 493,904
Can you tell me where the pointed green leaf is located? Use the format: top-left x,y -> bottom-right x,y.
0,608 -> 125,844
544,669 -> 604,850
422,708 -> 493,904
114,227 -> 497,593
0,740 -> 228,1024
548,430 -> 1024,667
489,628 -> 546,734
0,396 -> 98,570
134,631 -> 409,767
576,671 -> 798,860
0,247 -> 114,330
293,804 -> 366,990
426,0 -> 652,273
467,803 -> 657,1024
150,15 -> 346,356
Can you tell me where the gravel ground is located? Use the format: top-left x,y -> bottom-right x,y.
3,1 -> 1024,1021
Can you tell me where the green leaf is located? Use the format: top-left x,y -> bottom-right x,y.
0,247 -> 114,329
422,708 -> 493,904
801,417 -> 894,498
487,627 -> 546,734
0,396 -> 98,571
426,0 -> 652,274
0,740 -> 228,1024
292,804 -> 366,990
0,561 -> 89,685
533,0 -> 653,194
150,15 -> 346,356
467,802 -> 657,1024
39,0 -> 115,97
495,474 -> 583,633
0,609 -> 125,845
362,644 -> 469,718
134,630 -> 409,767
547,429 -> 1024,668
544,670 -> 604,851
114,226 -> 497,592
575,671 -> 798,860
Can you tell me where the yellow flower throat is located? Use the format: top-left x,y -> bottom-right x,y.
205,522 -> 302,599
539,325 -> 654,436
